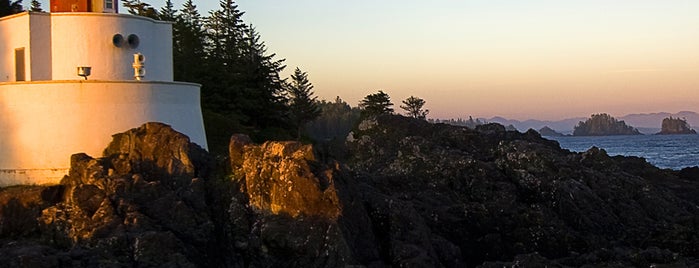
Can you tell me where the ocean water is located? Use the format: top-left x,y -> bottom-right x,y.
544,134 -> 699,170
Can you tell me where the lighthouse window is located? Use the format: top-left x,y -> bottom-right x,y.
112,34 -> 124,47
127,34 -> 140,49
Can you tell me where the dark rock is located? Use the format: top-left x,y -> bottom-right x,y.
679,166 -> 699,180
345,114 -> 699,267
479,252 -> 563,268
0,185 -> 64,238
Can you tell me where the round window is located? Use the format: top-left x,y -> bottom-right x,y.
112,34 -> 124,47
127,34 -> 140,49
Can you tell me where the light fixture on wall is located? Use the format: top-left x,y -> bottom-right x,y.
133,53 -> 145,80
77,66 -> 91,80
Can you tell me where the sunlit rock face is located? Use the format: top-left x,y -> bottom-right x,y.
227,134 -> 370,267
229,135 -> 340,219
0,122 -> 216,267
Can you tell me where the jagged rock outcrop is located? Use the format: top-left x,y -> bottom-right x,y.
0,122 -> 217,267
229,135 -> 340,218
226,135 -> 381,267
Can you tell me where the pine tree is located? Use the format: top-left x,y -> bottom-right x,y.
172,0 -> 206,84
205,0 -> 245,70
28,0 -> 41,12
359,90 -> 393,117
287,67 -> 321,139
400,96 -> 429,120
236,25 -> 289,129
204,1 -> 288,131
122,0 -> 158,18
202,0 -> 247,115
0,0 -> 23,17
158,0 -> 176,21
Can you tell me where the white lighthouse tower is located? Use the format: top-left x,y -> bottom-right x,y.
0,1 -> 208,186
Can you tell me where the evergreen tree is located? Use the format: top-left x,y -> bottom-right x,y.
237,25 -> 288,128
158,0 -> 176,21
204,1 -> 288,130
359,90 -> 393,117
400,96 -> 428,119
172,0 -> 206,84
205,0 -> 245,69
0,0 -> 23,17
28,0 -> 41,12
203,0 -> 247,115
122,0 -> 158,18
287,67 -> 321,139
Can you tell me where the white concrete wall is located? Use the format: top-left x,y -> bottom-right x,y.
0,12 -> 31,82
50,13 -> 173,81
0,12 -> 203,186
0,80 -> 206,186
29,13 -> 52,81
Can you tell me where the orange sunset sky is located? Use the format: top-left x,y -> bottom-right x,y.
41,0 -> 699,120
233,0 -> 699,120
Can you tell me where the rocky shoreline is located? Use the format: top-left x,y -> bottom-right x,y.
1,117 -> 698,267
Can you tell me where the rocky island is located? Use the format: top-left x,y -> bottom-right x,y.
1,117 -> 698,267
538,126 -> 565,136
657,117 -> 697,135
573,113 -> 642,136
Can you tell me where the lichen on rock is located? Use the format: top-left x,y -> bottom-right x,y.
229,134 -> 341,219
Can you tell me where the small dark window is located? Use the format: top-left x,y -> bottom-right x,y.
112,34 -> 124,47
15,48 -> 25,82
127,34 -> 140,49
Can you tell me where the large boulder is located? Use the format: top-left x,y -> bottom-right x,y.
229,135 -> 340,218
1,122 -> 217,267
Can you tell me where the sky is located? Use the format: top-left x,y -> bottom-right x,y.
38,1 -> 699,120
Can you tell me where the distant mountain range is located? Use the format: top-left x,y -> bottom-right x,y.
485,111 -> 699,135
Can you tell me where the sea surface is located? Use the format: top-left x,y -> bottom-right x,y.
545,134 -> 699,170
